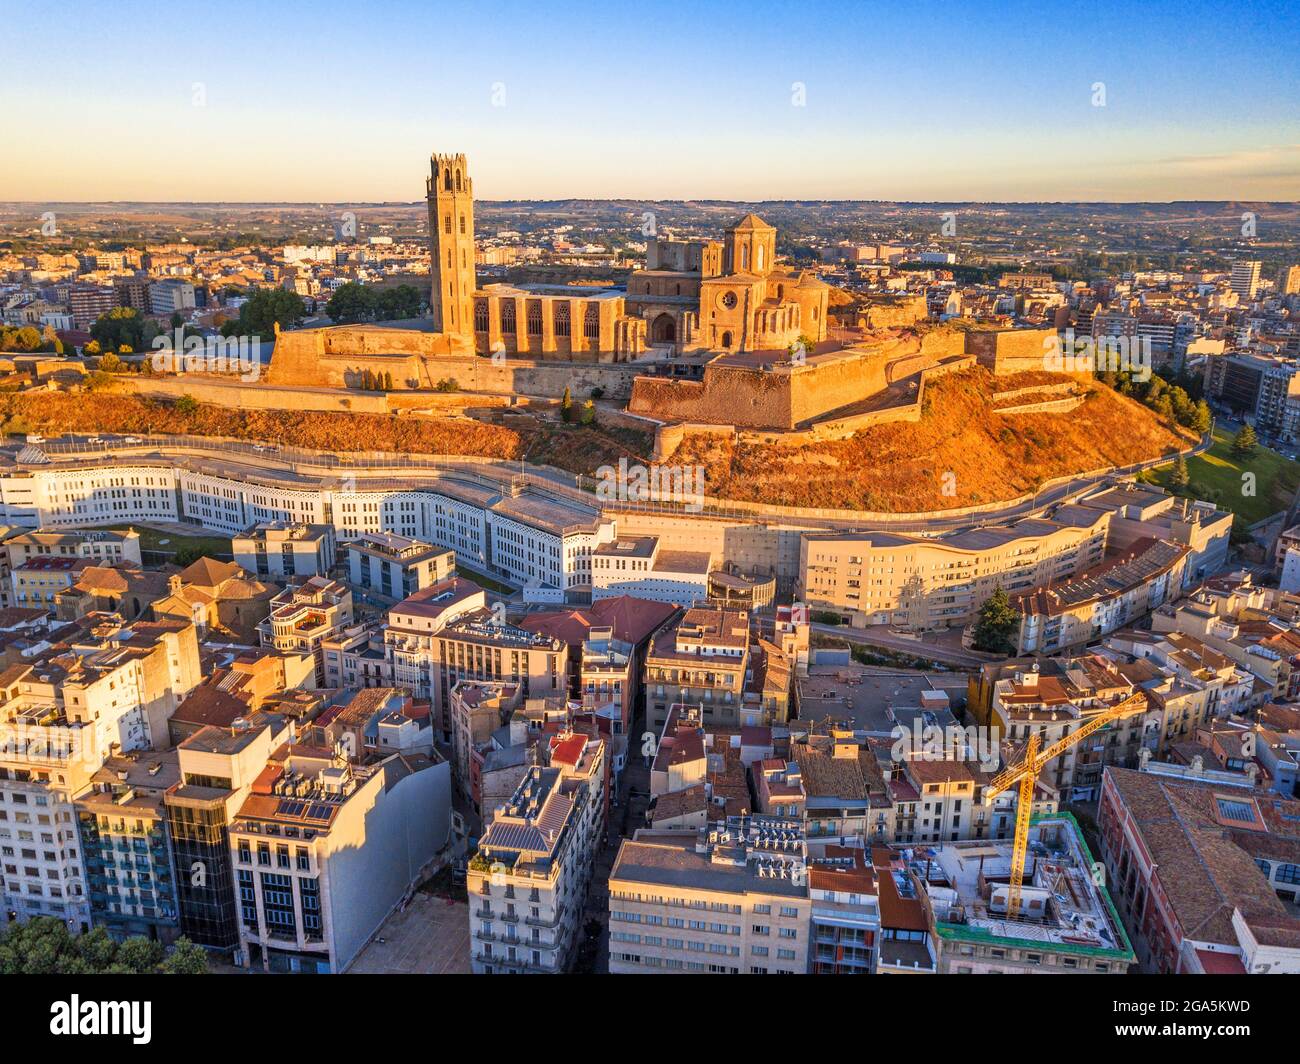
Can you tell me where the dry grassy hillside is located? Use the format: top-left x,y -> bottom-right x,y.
665,367 -> 1191,512
0,391 -> 650,472
1,370 -> 1189,515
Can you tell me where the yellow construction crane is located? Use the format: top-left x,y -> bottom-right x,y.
984,694 -> 1148,920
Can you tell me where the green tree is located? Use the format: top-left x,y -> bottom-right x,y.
90,306 -> 158,353
1231,423 -> 1258,458
0,324 -> 55,353
0,917 -> 207,974
221,288 -> 305,338
374,284 -> 423,321
158,938 -> 209,974
971,587 -> 1021,655
326,282 -> 376,324
115,936 -> 164,973
1170,452 -> 1190,488
1191,399 -> 1212,435
1169,386 -> 1194,426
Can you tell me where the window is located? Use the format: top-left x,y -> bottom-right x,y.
1216,797 -> 1257,823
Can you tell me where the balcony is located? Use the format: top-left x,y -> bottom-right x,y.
526,905 -> 564,929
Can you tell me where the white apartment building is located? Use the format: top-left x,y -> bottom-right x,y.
344,532 -> 454,603
0,459 -> 612,599
0,617 -> 201,931
487,498 -> 615,599
258,578 -> 354,685
0,466 -> 180,528
230,744 -> 451,974
3,528 -> 142,568
232,521 -> 336,581
148,279 -> 196,316
1230,260 -> 1262,301
591,535 -> 711,605
467,751 -> 605,974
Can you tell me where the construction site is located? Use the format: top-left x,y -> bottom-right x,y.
905,814 -> 1135,974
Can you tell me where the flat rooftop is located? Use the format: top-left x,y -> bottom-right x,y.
796,664 -> 964,735
906,815 -> 1133,960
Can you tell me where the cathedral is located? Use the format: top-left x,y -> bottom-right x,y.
426,152 -> 830,362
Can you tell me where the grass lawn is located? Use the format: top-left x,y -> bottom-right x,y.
1141,427 -> 1300,526
453,562 -> 517,595
99,523 -> 233,562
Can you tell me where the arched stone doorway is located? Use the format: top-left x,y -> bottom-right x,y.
651,313 -> 676,344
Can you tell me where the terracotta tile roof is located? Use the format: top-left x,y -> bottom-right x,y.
179,557 -> 243,588
1106,767 -> 1300,949
648,783 -> 709,825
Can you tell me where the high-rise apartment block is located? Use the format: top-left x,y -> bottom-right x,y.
468,740 -> 606,974
1230,260 -> 1262,301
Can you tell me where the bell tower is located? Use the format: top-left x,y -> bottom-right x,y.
426,152 -> 476,339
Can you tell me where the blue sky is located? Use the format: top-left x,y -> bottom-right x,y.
3,0 -> 1298,201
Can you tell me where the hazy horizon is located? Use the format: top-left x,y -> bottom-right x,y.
3,197 -> 1298,208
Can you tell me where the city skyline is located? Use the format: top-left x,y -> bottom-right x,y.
3,0 -> 1299,203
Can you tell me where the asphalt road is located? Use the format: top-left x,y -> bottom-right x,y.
810,622 -> 999,669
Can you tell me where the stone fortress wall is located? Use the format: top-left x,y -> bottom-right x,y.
647,354 -> 976,459
626,348 -> 891,432
627,329 -> 970,434
266,323 -> 644,400
967,326 -> 1069,376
